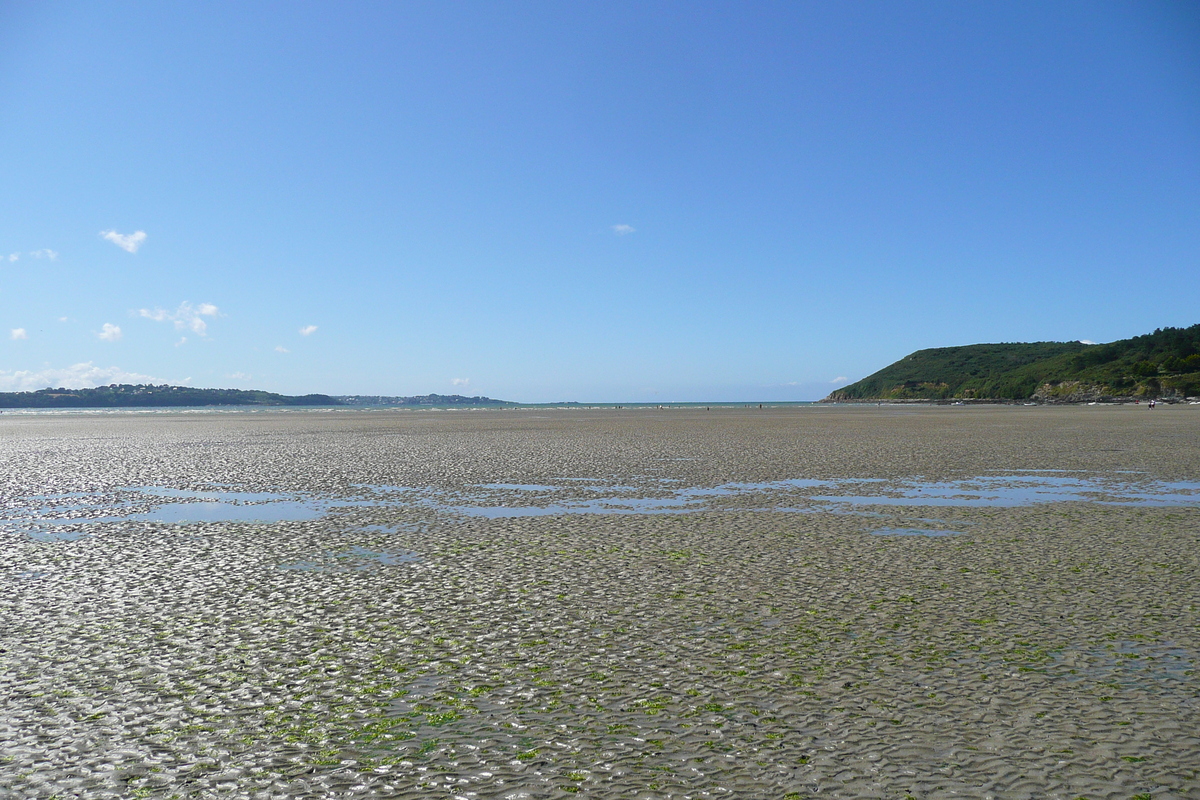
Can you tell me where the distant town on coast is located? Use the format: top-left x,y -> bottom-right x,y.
1,324 -> 1196,409
0,386 -> 512,409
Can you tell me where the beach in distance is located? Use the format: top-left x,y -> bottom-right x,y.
3,405 -> 1198,799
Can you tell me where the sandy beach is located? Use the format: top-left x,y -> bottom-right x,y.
2,405 -> 1198,799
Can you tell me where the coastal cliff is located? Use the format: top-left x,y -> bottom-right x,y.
824,324 -> 1200,403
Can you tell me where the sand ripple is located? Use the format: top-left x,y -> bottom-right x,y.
2,406 -> 1197,798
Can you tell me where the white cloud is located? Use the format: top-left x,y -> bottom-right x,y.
451,377 -> 470,387
30,249 -> 58,261
174,337 -> 187,347
0,362 -> 162,392
11,328 -> 28,340
8,253 -> 19,262
100,229 -> 147,253
611,224 -> 636,236
830,376 -> 849,384
299,324 -> 318,336
275,345 -> 290,353
138,301 -> 220,335
98,323 -> 122,341
1079,339 -> 1096,345
58,316 -> 69,322
226,372 -> 252,381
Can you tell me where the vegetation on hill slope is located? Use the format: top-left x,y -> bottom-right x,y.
0,384 -> 340,408
825,324 -> 1200,401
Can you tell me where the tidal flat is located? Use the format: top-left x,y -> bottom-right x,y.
2,405 -> 1198,799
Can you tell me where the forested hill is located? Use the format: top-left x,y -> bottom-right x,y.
824,324 -> 1200,402
0,384 -> 340,408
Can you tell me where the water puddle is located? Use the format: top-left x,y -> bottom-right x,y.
26,528 -> 96,542
392,477 -> 856,518
811,475 -> 1200,509
11,567 -> 54,580
4,485 -> 333,538
136,487 -> 290,502
1051,641 -> 1195,689
379,473 -> 1200,518
477,483 -> 561,492
870,528 -> 963,537
5,472 -> 1197,539
447,496 -> 700,518
127,500 -> 324,524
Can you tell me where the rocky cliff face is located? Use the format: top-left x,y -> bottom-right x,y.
1030,381 -> 1195,403
1030,382 -> 1118,403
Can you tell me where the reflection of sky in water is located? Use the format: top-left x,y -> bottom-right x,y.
26,529 -> 96,542
811,475 -> 1200,508
5,472 -> 1199,539
1051,641 -> 1194,689
4,486 -> 400,533
477,483 -> 561,492
4,485 -> 330,537
137,487 -> 290,502
448,497 -> 699,518
870,528 -> 963,537
436,473 -> 1200,517
126,500 -> 323,523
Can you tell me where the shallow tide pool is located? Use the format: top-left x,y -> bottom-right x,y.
4,471 -> 1198,540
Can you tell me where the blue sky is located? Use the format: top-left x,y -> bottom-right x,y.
2,1 -> 1197,402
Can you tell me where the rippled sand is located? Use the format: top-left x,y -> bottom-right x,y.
2,405 -> 1198,799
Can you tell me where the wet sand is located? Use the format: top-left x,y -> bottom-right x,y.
2,405 -> 1198,799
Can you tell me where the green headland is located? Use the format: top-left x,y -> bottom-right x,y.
824,323 -> 1200,403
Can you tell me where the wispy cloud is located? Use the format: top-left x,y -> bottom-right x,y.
98,323 -> 122,341
30,249 -> 58,261
299,325 -> 318,336
226,372 -> 252,381
0,362 -> 163,392
7,253 -> 18,262
138,301 -> 220,335
275,345 -> 290,353
830,376 -> 849,384
11,328 -> 28,340
611,224 -> 636,236
100,229 -> 147,253
451,377 -> 470,387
